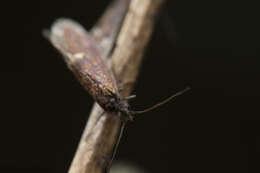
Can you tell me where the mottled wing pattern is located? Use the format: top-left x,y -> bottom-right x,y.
46,19 -> 118,107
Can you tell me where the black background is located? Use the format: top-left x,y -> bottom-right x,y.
1,0 -> 260,172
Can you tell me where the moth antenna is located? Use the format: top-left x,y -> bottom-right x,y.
133,87 -> 190,114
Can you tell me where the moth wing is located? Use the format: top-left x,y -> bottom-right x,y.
45,19 -> 118,98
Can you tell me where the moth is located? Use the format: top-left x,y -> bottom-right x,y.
44,19 -> 189,121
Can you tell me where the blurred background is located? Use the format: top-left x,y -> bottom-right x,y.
1,0 -> 259,172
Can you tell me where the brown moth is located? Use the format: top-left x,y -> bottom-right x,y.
44,19 -> 189,121
44,19 -> 134,121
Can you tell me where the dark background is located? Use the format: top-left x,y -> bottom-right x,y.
1,0 -> 259,172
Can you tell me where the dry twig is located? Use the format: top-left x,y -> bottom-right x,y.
70,0 -> 165,172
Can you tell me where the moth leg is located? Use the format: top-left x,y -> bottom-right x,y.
123,95 -> 136,100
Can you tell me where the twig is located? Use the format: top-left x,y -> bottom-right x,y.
110,0 -> 165,95
91,0 -> 131,58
